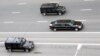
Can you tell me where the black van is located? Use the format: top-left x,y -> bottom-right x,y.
5,37 -> 34,52
40,3 -> 66,15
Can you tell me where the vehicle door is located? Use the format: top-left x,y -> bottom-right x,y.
54,24 -> 65,29
51,7 -> 57,13
65,24 -> 72,30
12,43 -> 20,49
46,8 -> 52,13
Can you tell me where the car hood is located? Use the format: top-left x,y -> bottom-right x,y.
57,6 -> 66,10
23,41 -> 33,48
74,21 -> 82,25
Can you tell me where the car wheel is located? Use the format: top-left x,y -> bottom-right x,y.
25,49 -> 30,52
7,49 -> 11,52
42,13 -> 46,16
53,28 -> 57,31
8,49 -> 13,52
58,12 -> 62,15
31,44 -> 34,48
75,28 -> 79,31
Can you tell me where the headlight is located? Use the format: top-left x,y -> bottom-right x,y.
49,24 -> 53,26
62,9 -> 65,11
75,25 -> 81,28
75,25 -> 78,27
78,26 -> 82,28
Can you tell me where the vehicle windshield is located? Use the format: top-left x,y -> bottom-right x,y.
21,38 -> 26,45
71,20 -> 75,24
56,3 -> 59,7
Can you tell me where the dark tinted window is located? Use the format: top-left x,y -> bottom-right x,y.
55,24 -> 65,27
57,20 -> 71,23
65,24 -> 70,26
55,24 -> 61,26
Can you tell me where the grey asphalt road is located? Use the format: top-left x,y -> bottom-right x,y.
0,33 -> 100,56
0,0 -> 100,32
0,44 -> 77,56
1,44 -> 100,56
0,32 -> 100,43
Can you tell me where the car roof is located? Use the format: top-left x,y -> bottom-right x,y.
56,19 -> 74,24
41,3 -> 58,8
5,37 -> 22,43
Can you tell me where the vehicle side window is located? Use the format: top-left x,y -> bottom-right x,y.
20,38 -> 26,45
50,8 -> 56,11
46,8 -> 51,12
55,24 -> 62,26
12,44 -> 19,48
65,24 -> 70,26
55,24 -> 65,27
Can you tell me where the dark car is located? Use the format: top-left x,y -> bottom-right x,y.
40,3 -> 66,15
5,37 -> 34,52
49,19 -> 83,31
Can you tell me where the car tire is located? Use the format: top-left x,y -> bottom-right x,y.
75,28 -> 79,31
8,49 -> 13,52
53,28 -> 57,31
58,12 -> 62,15
31,44 -> 34,48
25,49 -> 30,52
7,49 -> 11,52
42,13 -> 46,16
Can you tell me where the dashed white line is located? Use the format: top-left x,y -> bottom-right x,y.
49,1 -> 59,3
35,43 -> 100,46
84,0 -> 95,1
18,2 -> 27,5
75,20 -> 86,22
74,44 -> 82,56
3,21 -> 14,24
80,9 -> 92,11
11,11 -> 21,14
37,21 -> 48,23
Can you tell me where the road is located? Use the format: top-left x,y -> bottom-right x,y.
0,32 -> 100,43
0,0 -> 100,32
0,32 -> 100,56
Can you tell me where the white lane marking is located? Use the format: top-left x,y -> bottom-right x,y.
18,2 -> 27,5
49,1 -> 59,3
0,42 -> 100,46
3,21 -> 14,24
11,12 -> 21,14
75,44 -> 82,56
80,9 -> 92,11
75,20 -> 86,22
37,21 -> 48,23
35,43 -> 100,45
0,42 -> 4,46
0,32 -> 100,33
84,0 -> 95,1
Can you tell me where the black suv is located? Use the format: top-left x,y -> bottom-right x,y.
49,19 -> 83,31
5,37 -> 34,52
40,3 -> 66,15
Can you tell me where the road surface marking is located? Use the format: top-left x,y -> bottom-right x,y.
11,11 -> 21,14
75,44 -> 82,56
18,2 -> 27,5
0,32 -> 100,33
49,1 -> 59,3
84,0 -> 95,1
35,43 -> 100,45
75,20 -> 86,22
3,21 -> 14,24
80,9 -> 92,11
37,21 -> 48,23
0,42 -> 100,46
0,42 -> 4,46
